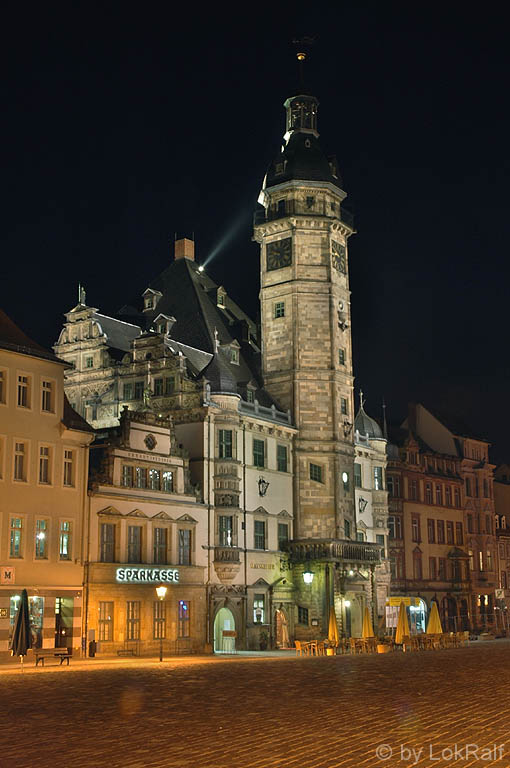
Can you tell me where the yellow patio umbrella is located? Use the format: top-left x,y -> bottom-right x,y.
328,606 -> 339,645
426,601 -> 443,634
395,601 -> 410,644
362,605 -> 375,638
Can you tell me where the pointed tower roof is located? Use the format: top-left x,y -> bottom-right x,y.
355,393 -> 384,439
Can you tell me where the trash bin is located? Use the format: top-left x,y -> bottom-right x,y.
88,640 -> 97,657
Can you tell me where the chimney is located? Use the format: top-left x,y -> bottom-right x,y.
174,238 -> 195,261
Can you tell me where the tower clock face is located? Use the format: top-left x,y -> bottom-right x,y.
332,241 -> 347,273
267,238 -> 292,271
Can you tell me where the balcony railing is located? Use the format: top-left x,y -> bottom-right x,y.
254,200 -> 354,229
286,539 -> 382,565
214,546 -> 241,564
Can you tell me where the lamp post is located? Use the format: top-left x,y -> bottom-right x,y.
155,585 -> 167,662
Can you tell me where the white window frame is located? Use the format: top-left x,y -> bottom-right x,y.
13,438 -> 29,483
40,377 -> 56,414
0,367 -> 8,407
0,433 -> 5,482
63,448 -> 76,488
34,518 -> 50,560
38,443 -> 54,486
274,301 -> 285,319
59,519 -> 73,561
16,370 -> 32,411
9,515 -> 26,559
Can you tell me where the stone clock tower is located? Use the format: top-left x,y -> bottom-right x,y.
254,88 -> 356,542
254,77 -> 382,639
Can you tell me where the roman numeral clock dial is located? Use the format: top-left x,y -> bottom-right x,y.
332,240 -> 347,273
266,237 -> 292,271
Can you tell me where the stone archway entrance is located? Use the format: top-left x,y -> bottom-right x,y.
214,606 -> 236,653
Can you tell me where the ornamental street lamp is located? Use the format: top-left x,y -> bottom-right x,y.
155,585 -> 167,661
303,569 -> 314,585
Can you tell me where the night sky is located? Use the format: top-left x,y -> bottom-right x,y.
2,4 -> 509,460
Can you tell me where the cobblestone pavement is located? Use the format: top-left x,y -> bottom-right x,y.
3,642 -> 510,768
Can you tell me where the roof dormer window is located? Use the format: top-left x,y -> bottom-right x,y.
217,287 -> 226,307
230,347 -> 239,365
142,288 -> 163,313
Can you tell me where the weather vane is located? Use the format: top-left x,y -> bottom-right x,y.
292,36 -> 317,88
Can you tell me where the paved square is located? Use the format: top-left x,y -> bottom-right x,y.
2,642 -> 510,768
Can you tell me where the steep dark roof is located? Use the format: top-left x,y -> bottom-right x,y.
355,405 -> 384,439
62,395 -> 94,433
0,309 -> 67,365
265,132 -> 342,190
92,313 -> 141,352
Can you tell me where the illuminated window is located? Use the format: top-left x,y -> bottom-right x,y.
59,521 -> 72,560
35,519 -> 48,559
253,594 -> 265,623
41,380 -> 54,412
98,602 -> 113,641
63,450 -> 74,486
10,518 -> 23,558
149,469 -> 160,490
153,600 -> 166,639
14,442 -> 26,482
126,601 -> 140,640
136,467 -> 147,489
162,471 -> 173,492
17,375 -> 30,408
219,516 -> 234,547
373,467 -> 383,490
178,600 -> 190,638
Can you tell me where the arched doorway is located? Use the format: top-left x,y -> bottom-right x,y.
409,598 -> 427,634
275,607 -> 290,648
214,607 -> 236,653
442,596 -> 458,632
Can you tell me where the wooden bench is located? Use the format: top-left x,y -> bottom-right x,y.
35,647 -> 72,667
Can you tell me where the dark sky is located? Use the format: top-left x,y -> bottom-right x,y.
2,4 -> 509,460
